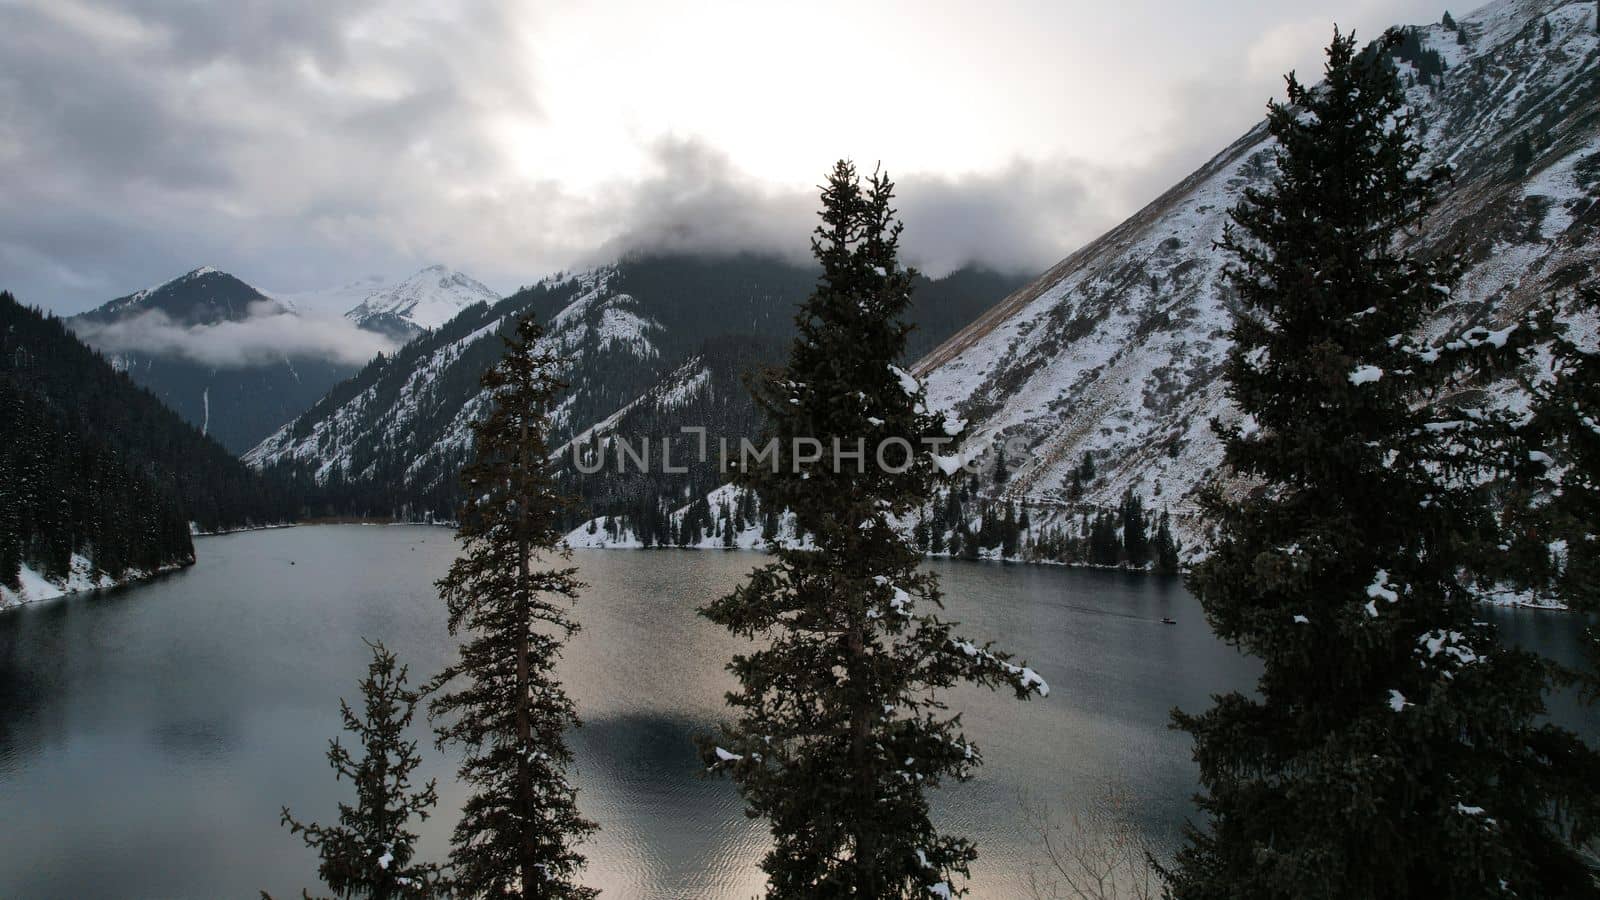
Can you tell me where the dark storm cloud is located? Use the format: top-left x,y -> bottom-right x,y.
595,139 -> 1118,278
5,0 -> 1426,319
895,162 -> 1113,277
590,140 -> 816,268
0,0 -> 540,311
113,0 -> 377,67
0,0 -> 1112,315
0,5 -> 238,190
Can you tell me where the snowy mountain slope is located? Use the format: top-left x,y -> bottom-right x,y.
341,265 -> 501,340
243,265 -> 678,512
914,0 -> 1600,552
244,254 -> 1024,521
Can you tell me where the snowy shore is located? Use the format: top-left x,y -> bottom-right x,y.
0,555 -> 191,611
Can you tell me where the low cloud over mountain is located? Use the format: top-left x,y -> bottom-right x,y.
74,302 -> 396,369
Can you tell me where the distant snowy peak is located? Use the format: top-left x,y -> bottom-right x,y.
80,267 -> 279,326
343,265 -> 501,336
271,274 -> 390,318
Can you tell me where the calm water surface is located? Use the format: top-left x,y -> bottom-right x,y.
0,526 -> 1591,898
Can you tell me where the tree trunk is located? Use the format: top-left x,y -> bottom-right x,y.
848,602 -> 877,897
516,411 -> 535,900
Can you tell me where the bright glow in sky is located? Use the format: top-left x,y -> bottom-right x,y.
0,0 -> 1456,311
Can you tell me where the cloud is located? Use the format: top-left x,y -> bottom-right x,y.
590,139 -> 1121,279
1,0 -> 1459,314
72,302 -> 397,368
0,0 -> 542,309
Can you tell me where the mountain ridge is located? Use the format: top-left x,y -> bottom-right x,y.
65,264 -> 503,453
907,0 -> 1600,555
562,0 -> 1599,563
243,254 -> 1027,526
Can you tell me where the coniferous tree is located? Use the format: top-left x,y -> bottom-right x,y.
762,504 -> 780,544
1001,501 -> 1020,559
700,161 -> 1048,899
1518,284 -> 1600,696
1089,510 -> 1121,566
1153,510 -> 1181,575
429,316 -> 598,900
1512,134 -> 1534,176
278,640 -> 443,900
1119,489 -> 1148,567
1170,30 -> 1600,899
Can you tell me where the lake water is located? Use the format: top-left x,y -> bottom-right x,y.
0,525 -> 1592,898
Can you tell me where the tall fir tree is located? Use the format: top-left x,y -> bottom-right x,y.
429,316 -> 598,900
277,640 -> 443,900
699,161 -> 1048,899
1170,30 -> 1600,899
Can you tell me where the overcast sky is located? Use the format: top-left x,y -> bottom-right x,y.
2,0 -> 1458,314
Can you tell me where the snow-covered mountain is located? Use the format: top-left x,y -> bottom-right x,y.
907,0 -> 1600,553
243,254 -> 1024,521
245,0 -> 1599,555
245,264 -> 669,504
67,267 -> 363,453
65,264 -> 503,453
557,0 -> 1599,561
340,265 -> 500,341
79,266 -> 284,327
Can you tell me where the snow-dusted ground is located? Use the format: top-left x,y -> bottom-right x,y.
0,555 -> 187,611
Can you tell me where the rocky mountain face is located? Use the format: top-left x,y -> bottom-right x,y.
910,0 -> 1600,554
243,254 -> 1025,523
248,1 -> 1598,559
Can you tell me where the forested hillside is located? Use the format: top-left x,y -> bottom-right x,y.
1,292 -> 302,604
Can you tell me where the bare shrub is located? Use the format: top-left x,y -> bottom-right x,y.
1021,782 -> 1164,900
